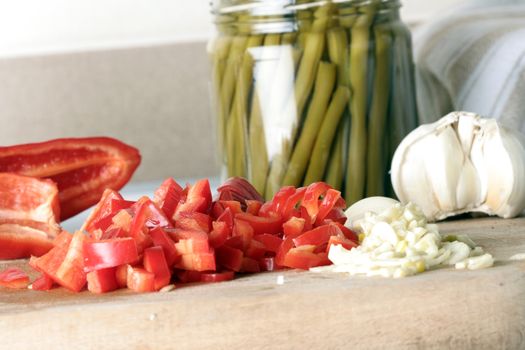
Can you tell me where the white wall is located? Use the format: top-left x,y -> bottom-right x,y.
0,0 -> 464,58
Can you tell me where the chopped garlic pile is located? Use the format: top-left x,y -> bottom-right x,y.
315,202 -> 494,278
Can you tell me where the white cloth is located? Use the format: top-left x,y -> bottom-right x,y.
413,0 -> 525,133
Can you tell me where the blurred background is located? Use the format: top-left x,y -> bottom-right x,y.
0,0 -> 463,182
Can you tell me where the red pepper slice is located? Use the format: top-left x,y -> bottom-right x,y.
301,182 -> 331,222
83,237 -> 139,272
0,137 -> 140,220
240,257 -> 261,273
200,271 -> 234,283
174,179 -> 212,219
208,221 -> 230,248
153,178 -> 184,219
81,189 -> 133,233
86,267 -> 118,294
143,246 -> 171,290
283,247 -> 324,270
215,245 -> 243,272
245,200 -> 263,216
127,266 -> 155,293
293,223 -> 342,248
30,231 -> 87,292
315,189 -> 344,225
175,251 -> 216,272
149,227 -> 180,267
30,273 -> 54,291
0,173 -> 60,259
235,212 -> 282,236
253,234 -> 283,254
0,267 -> 30,289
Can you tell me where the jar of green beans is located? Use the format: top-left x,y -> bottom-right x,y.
209,0 -> 418,204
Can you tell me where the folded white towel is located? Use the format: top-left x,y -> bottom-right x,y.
413,0 -> 525,133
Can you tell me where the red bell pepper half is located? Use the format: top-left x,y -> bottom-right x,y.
0,137 -> 141,220
0,173 -> 60,259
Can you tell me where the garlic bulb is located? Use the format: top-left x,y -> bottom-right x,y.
391,111 -> 525,221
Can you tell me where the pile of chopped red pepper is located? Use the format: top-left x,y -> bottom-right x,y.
2,177 -> 358,293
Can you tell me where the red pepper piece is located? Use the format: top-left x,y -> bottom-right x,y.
83,237 -> 139,272
81,189 -> 133,234
30,273 -> 54,291
86,267 -> 118,294
245,200 -> 263,216
301,182 -> 331,222
153,178 -> 184,219
143,246 -> 171,290
216,245 -> 243,272
240,257 -> 261,273
315,189 -> 344,225
200,271 -> 234,283
292,223 -> 342,248
0,137 -> 140,220
0,267 -> 30,289
0,173 -> 60,259
235,212 -> 282,236
149,227 -> 180,267
126,266 -> 155,293
30,231 -> 87,292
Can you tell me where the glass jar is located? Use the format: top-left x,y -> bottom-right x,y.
208,0 -> 418,204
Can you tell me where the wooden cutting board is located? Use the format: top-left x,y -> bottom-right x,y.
0,217 -> 524,350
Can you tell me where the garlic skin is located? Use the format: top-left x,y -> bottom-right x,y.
391,111 -> 525,221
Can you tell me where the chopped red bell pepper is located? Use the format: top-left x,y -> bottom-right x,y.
301,182 -> 331,222
153,178 -> 184,219
240,257 -> 261,273
173,179 -> 212,219
0,267 -> 30,289
87,267 -> 118,294
200,271 -> 234,283
292,223 -> 342,248
83,237 -> 139,272
245,200 -> 263,216
127,266 -> 155,292
149,227 -> 180,267
81,189 -> 133,233
31,231 -> 87,292
253,234 -> 283,254
208,221 -> 230,248
0,173 -> 60,259
143,246 -> 171,290
0,137 -> 140,220
215,245 -> 243,272
175,251 -> 216,272
235,212 -> 282,236
30,273 -> 54,291
282,217 -> 306,238
315,189 -> 343,225
283,246 -> 324,270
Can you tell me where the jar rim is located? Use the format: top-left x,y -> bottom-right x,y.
211,0 -> 401,16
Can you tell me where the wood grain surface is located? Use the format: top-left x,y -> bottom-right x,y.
0,217 -> 524,350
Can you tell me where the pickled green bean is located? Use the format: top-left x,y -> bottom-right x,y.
366,25 -> 392,197
226,35 -> 264,177
345,3 -> 377,204
282,61 -> 336,187
304,86 -> 351,184
325,119 -> 346,189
